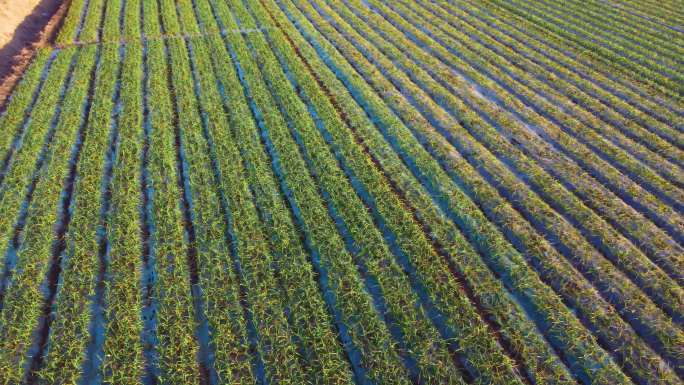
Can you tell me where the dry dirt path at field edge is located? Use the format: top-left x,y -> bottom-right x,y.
0,0 -> 66,109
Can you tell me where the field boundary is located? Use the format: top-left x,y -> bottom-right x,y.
0,0 -> 70,113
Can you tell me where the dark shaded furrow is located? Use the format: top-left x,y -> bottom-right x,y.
139,36 -> 160,385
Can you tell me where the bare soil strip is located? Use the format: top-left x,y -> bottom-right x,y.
0,0 -> 69,112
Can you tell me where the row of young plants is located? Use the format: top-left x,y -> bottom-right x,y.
604,0 -> 684,28
12,0 -> 113,381
390,0 -> 681,243
0,48 -> 77,286
168,0 -> 315,381
326,0 -> 676,316
0,45 -> 98,384
191,0 -> 363,382
512,0 -> 683,70
214,0 -> 524,380
55,0 -> 91,44
251,1 -> 582,383
416,1 -> 684,170
79,0 -> 106,43
348,0 -> 684,310
205,0 -> 414,382
539,0 -> 684,61
242,1 -> 582,383
0,50 -> 54,180
144,38 -> 202,385
601,0 -> 683,23
416,0 -> 684,170
155,0 -> 259,382
101,0 -> 124,42
185,0 -> 370,381
272,0 -> 624,380
32,41 -> 120,384
119,5 -> 161,380
51,2 -> 142,382
188,33 -> 322,383
494,0 -> 684,82
458,0 -> 675,107
96,39 -> 145,385
230,0 -> 520,383
376,0 -> 681,235
123,0 -> 141,40
588,0 -> 684,42
476,1 -> 681,98
138,1 -> 205,382
197,1 -> 360,382
276,0 -> 672,382
167,36 -> 262,384
438,0 -> 683,122
308,0 -> 684,379
58,0 -> 143,45
314,0 -> 684,334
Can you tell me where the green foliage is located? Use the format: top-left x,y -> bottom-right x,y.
0,0 -> 680,383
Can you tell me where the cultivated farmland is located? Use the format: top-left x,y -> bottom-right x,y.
0,0 -> 682,384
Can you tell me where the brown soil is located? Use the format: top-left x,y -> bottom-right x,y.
0,0 -> 68,111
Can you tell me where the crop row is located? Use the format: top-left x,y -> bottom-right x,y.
204,0 -> 684,380
416,0 -> 684,172
292,0 -> 684,363
228,0 -> 519,382
32,41 -> 119,384
270,0 -> 680,380
352,0 -> 684,264
0,50 -> 55,186
505,0 -> 683,72
260,0 -> 581,381
0,48 -> 76,283
246,1 -> 587,384
476,1 -> 682,98
180,0 -> 363,382
268,0 -> 624,380
336,0 -> 676,320
0,0 -> 680,383
324,0 -> 684,348
604,0 -> 684,29
0,44 -> 98,383
534,0 -> 683,62
324,0 -> 680,376
207,0 -> 412,381
417,1 -> 683,180
1,2 -> 115,383
440,1 -> 683,122
191,0 -> 375,382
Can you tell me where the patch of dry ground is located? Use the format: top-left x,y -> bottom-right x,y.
0,0 -> 67,110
